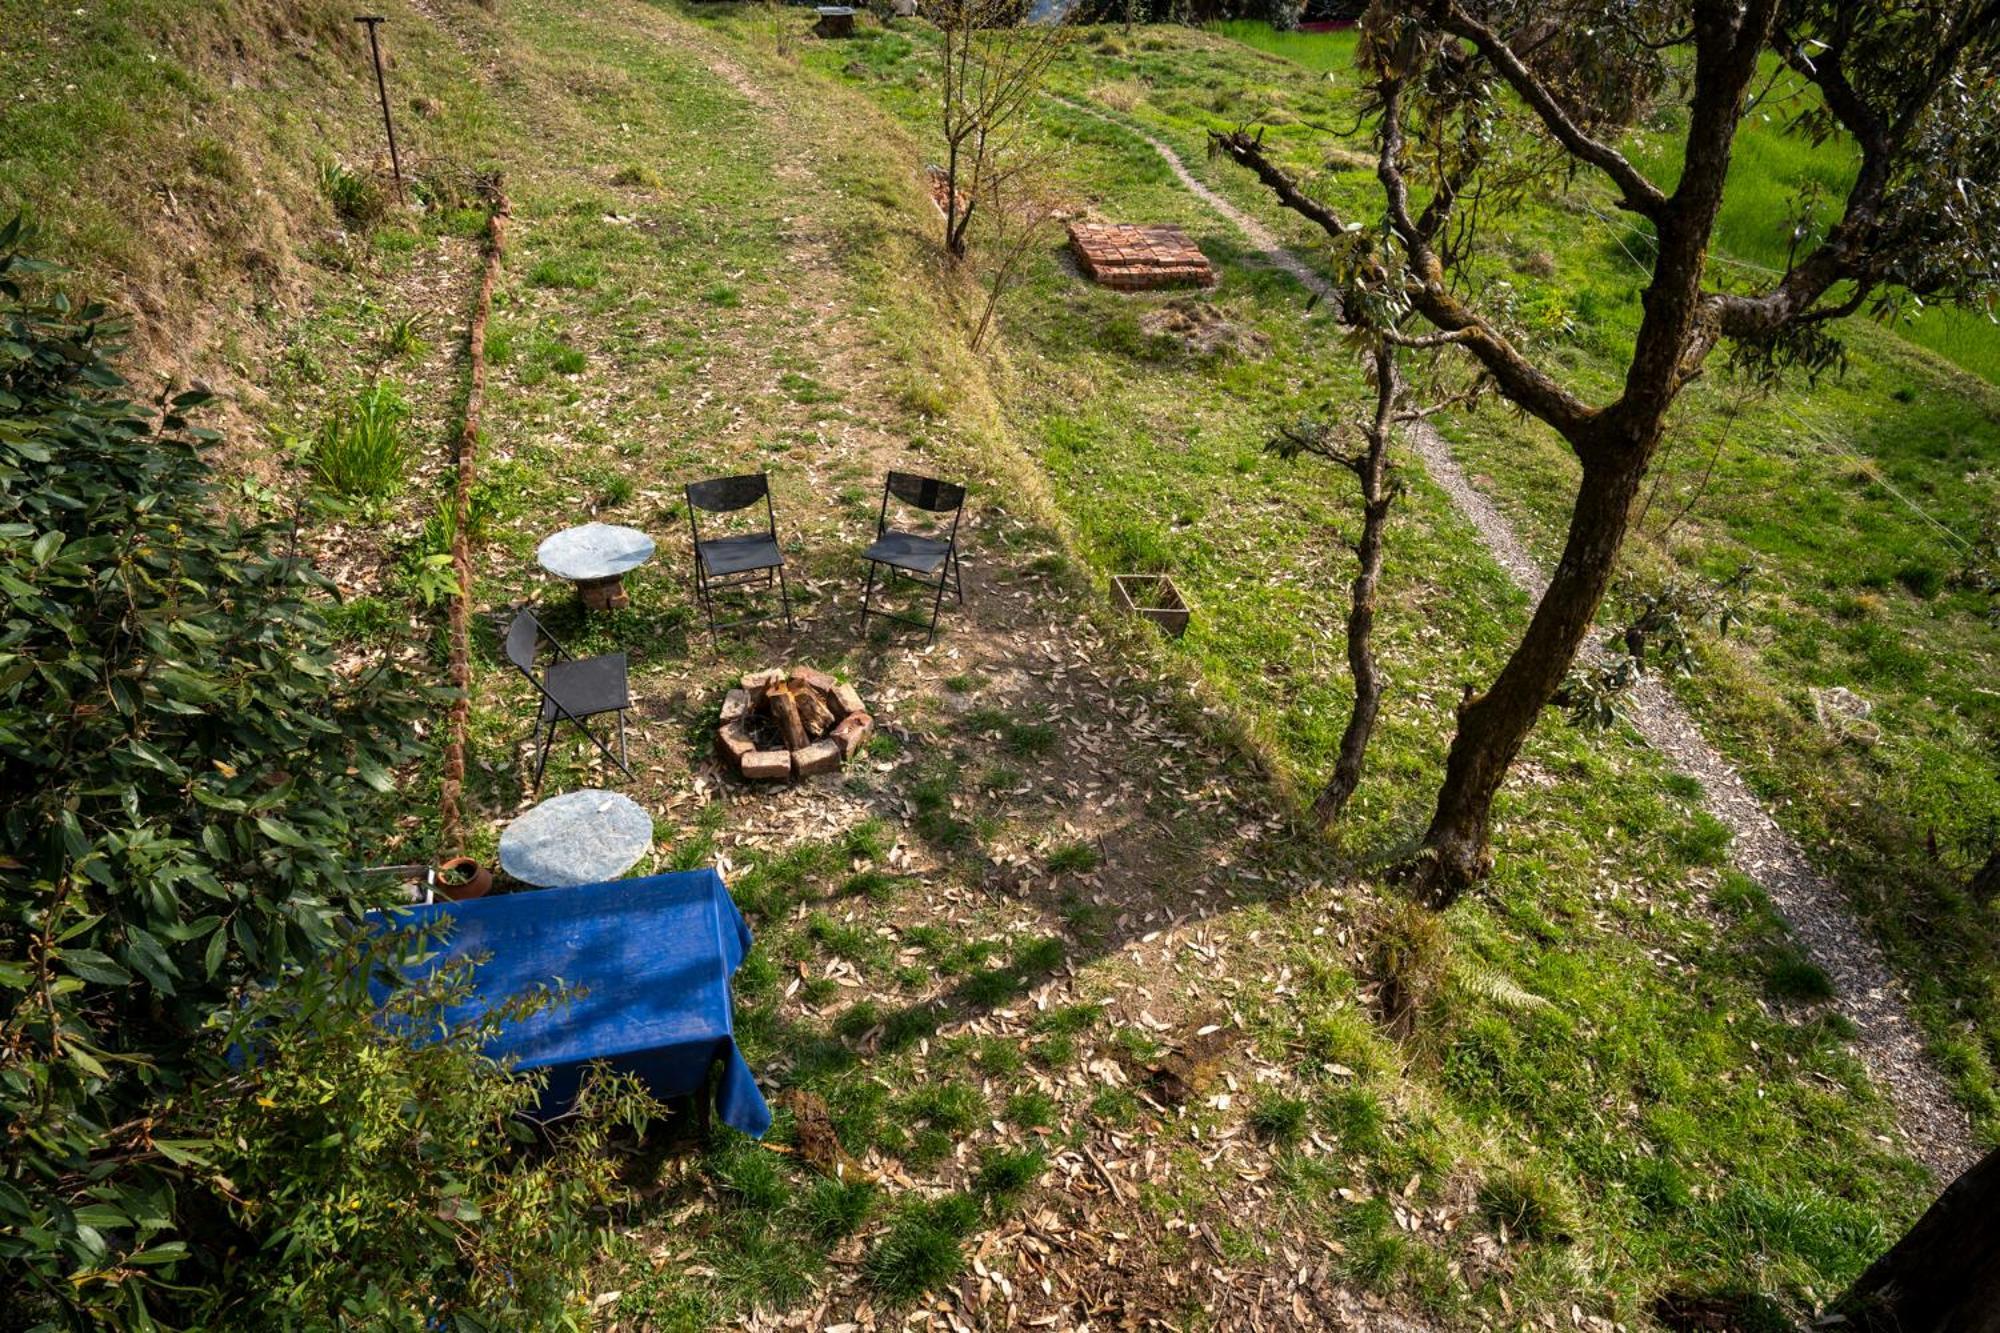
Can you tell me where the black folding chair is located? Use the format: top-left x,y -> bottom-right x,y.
503,609 -> 634,795
685,472 -> 793,646
858,471 -> 965,644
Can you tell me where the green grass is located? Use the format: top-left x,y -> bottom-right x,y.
45,0 -> 1986,1324
864,1193 -> 980,1303
311,381 -> 411,498
794,17 -> 1954,1324
0,0 -> 496,358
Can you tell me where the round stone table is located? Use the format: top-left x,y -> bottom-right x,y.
537,522 -> 655,611
498,789 -> 654,888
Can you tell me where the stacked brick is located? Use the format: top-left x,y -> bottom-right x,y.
715,667 -> 873,781
1067,223 -> 1216,290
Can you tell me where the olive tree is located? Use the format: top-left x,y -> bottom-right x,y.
934,0 -> 1071,261
1215,0 -> 2000,902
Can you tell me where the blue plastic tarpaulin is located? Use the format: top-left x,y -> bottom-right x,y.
375,868 -> 771,1137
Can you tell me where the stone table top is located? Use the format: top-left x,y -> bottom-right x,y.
536,523 -> 656,583
498,789 -> 654,888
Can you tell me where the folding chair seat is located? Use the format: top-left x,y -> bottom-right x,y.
858,471 -> 965,644
686,472 -> 793,645
504,609 -> 634,795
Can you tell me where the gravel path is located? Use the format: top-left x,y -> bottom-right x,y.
1054,95 -> 1977,1178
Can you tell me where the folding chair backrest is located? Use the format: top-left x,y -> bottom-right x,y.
886,471 -> 964,514
503,609 -> 543,677
686,473 -> 771,514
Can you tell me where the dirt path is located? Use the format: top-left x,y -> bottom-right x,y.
1050,95 -> 1977,1178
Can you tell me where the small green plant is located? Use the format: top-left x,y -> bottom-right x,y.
1005,1089 -> 1058,1128
611,162 -> 664,188
312,382 -> 410,498
1670,810 -> 1734,866
973,1146 -> 1046,1211
797,1176 -> 877,1241
382,313 -> 427,361
322,594 -> 401,644
1478,1168 -> 1573,1243
528,255 -> 601,289
318,159 -> 385,225
1047,840 -> 1100,874
903,1081 -> 983,1134
1007,721 -> 1057,757
1767,951 -> 1836,1001
710,1138 -> 790,1213
864,1194 -> 980,1302
1250,1090 -> 1310,1145
405,552 -> 460,608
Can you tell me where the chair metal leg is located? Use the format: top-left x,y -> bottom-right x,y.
926,564 -> 951,645
951,548 -> 964,604
858,561 -> 878,632
618,708 -> 627,769
532,715 -> 555,795
776,562 -> 794,631
696,561 -> 718,649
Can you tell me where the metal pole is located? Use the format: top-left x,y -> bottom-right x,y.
354,16 -> 406,205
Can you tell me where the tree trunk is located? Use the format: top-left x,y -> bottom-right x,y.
1397,447 -> 1650,905
1821,1144 -> 2000,1332
1313,341 -> 1400,827
1972,847 -> 2000,901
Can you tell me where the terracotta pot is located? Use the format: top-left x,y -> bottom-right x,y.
433,856 -> 492,901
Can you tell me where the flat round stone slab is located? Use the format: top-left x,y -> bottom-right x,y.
499,789 -> 654,888
537,523 -> 656,582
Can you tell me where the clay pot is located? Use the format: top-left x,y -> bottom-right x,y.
433,856 -> 492,901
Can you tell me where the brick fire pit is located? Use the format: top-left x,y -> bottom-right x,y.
1067,223 -> 1215,291
715,667 -> 874,781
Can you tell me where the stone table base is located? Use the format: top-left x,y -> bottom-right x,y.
575,574 -> 629,611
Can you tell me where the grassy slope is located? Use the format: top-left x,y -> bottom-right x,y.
769,14 -> 1940,1326
0,0 -> 496,377
1184,21 -> 2000,1140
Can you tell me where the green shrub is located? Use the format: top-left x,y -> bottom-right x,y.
903,1081 -> 984,1133
382,312 -> 427,360
180,931 -> 655,1328
1478,1167 -> 1574,1243
318,159 -> 386,225
312,381 -> 411,497
1669,810 -> 1734,866
1047,840 -> 1100,873
1250,1090 -> 1310,1145
1005,1089 -> 1058,1128
1767,950 -> 1836,1001
0,231 -> 648,1329
797,1176 -> 877,1241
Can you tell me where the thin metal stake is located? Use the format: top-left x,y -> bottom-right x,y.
354,16 -> 406,205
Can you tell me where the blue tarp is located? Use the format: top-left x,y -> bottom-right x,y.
377,868 -> 771,1137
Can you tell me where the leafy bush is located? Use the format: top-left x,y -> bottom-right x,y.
0,227 -> 638,1328
312,380 -> 411,498
176,930 -> 653,1329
